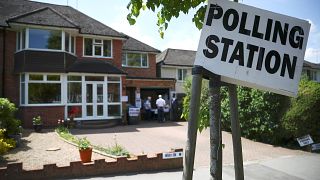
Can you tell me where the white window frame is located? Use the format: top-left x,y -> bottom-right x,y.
21,73 -> 63,106
83,37 -> 113,58
15,28 -> 75,54
122,52 -> 149,68
177,68 -> 188,82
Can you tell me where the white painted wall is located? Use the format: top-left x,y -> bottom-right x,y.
160,66 -> 192,94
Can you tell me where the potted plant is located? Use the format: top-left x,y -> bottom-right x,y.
78,137 -> 92,163
32,115 -> 43,132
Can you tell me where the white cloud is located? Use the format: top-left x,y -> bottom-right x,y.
307,19 -> 317,33
305,48 -> 320,63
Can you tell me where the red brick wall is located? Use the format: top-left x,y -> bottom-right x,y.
75,37 -> 122,67
0,149 -> 183,180
4,30 -> 19,105
126,79 -> 175,90
0,29 -> 3,97
19,106 -> 65,128
122,54 -> 157,78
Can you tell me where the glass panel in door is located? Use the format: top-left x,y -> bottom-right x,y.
86,84 -> 93,117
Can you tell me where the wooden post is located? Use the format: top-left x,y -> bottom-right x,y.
183,66 -> 203,180
228,84 -> 244,180
209,74 -> 222,180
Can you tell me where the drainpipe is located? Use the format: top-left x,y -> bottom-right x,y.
1,27 -> 6,97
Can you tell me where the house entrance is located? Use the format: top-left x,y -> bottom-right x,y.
85,82 -> 104,118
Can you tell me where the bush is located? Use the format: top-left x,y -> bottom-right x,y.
0,129 -> 16,155
280,78 -> 320,145
181,78 -> 289,143
0,98 -> 21,135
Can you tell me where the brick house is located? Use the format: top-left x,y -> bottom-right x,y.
0,0 -> 175,127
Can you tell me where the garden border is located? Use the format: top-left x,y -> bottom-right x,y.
0,148 -> 183,179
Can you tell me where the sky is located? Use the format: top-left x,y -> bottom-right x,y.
33,0 -> 320,63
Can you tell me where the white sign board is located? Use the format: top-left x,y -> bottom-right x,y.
194,0 -> 310,97
121,96 -> 128,102
162,151 -> 183,159
311,143 -> 320,151
296,135 -> 314,147
128,108 -> 140,117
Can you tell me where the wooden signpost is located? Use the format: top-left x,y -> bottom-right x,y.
183,0 -> 310,179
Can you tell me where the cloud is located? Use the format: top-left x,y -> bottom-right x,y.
305,48 -> 320,63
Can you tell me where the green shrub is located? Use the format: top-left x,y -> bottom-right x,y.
0,98 -> 21,135
181,78 -> 289,143
0,129 -> 16,155
280,78 -> 320,144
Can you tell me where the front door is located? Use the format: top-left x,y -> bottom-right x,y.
85,82 -> 104,118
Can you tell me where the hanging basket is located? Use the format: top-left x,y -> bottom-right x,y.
79,148 -> 92,163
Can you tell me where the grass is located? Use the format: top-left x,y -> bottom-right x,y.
55,126 -> 130,157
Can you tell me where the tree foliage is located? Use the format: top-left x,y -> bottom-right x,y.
280,78 -> 320,144
127,0 -> 206,38
181,78 -> 290,144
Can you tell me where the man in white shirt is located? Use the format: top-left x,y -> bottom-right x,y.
156,95 -> 166,122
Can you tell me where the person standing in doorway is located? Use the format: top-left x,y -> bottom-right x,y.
144,96 -> 152,120
156,95 -> 166,123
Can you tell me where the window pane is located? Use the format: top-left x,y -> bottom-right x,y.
86,84 -> 93,103
68,106 -> 82,118
127,53 -> 141,67
107,76 -> 120,81
29,29 -> 61,50
47,75 -> 60,81
108,83 -> 120,102
108,105 -> 121,116
21,83 -> 25,104
28,83 -> 61,104
68,82 -> 82,103
97,84 -> 103,103
122,53 -> 126,66
142,54 -> 148,67
85,76 -> 104,81
71,36 -> 75,53
84,38 -> 93,56
29,74 -> 43,81
17,32 -> 21,50
86,105 -> 93,116
94,45 -> 102,56
22,29 -> 25,49
65,32 -> 70,52
68,75 -> 81,81
178,69 -> 183,81
94,39 -> 102,44
103,40 -> 111,57
97,105 -> 103,116
20,74 -> 25,82
183,69 -> 187,80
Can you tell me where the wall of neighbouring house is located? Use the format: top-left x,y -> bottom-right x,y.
122,54 -> 157,78
160,66 -> 191,94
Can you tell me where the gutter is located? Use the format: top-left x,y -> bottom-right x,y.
1,27 -> 5,97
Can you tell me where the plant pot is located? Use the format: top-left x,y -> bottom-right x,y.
33,124 -> 43,132
79,148 -> 92,163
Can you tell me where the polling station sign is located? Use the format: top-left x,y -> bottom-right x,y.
194,0 -> 310,97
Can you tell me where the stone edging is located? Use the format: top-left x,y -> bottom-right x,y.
0,148 -> 183,180
54,131 -> 123,159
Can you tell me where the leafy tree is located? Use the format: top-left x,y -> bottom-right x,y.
280,78 -> 320,145
181,78 -> 290,144
127,0 -> 207,38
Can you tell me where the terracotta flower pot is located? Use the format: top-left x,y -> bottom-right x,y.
79,148 -> 92,163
